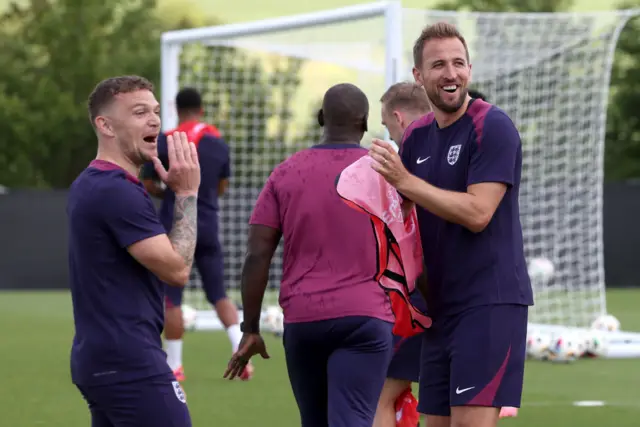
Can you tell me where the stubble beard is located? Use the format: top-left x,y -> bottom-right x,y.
427,86 -> 468,114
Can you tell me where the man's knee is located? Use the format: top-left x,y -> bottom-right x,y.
450,406 -> 499,427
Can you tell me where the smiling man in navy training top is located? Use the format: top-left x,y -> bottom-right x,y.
369,22 -> 534,427
67,75 -> 200,427
141,87 -> 247,382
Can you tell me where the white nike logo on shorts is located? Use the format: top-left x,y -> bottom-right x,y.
455,386 -> 475,395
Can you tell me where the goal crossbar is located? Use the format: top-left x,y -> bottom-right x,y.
161,1 -> 396,45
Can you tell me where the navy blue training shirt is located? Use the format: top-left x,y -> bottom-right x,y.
67,160 -> 171,386
400,99 -> 534,317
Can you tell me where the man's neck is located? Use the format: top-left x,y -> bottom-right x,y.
178,114 -> 200,125
320,130 -> 362,146
95,146 -> 140,178
433,95 -> 471,129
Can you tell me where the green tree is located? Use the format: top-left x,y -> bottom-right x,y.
605,9 -> 640,181
0,0 -> 165,188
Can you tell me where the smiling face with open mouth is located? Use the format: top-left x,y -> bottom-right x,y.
105,89 -> 161,165
413,36 -> 471,115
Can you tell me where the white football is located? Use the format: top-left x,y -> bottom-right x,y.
527,257 -> 555,284
526,329 -> 553,360
261,305 -> 284,336
591,314 -> 620,332
548,332 -> 585,362
181,304 -> 198,331
584,329 -> 609,358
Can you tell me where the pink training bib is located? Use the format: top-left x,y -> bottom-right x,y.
336,155 -> 432,336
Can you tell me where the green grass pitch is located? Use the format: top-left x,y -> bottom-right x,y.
2,288 -> 640,426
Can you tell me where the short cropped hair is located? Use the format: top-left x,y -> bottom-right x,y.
88,76 -> 154,126
413,22 -> 470,68
380,82 -> 430,114
175,87 -> 203,113
468,89 -> 488,101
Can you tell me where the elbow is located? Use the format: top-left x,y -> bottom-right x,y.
465,212 -> 492,234
164,267 -> 190,287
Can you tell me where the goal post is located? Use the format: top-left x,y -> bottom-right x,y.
160,4 -> 640,344
160,1 -> 405,329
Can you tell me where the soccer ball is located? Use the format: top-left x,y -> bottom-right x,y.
548,332 -> 586,363
527,257 -> 555,284
181,304 -> 198,331
591,314 -> 620,332
526,329 -> 553,360
261,305 -> 284,336
583,330 -> 609,358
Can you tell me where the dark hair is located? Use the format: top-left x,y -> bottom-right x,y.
318,83 -> 369,132
175,87 -> 202,113
468,89 -> 488,101
413,22 -> 470,68
380,82 -> 430,114
87,75 -> 154,127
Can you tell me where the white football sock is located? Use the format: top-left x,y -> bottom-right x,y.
227,324 -> 242,353
165,339 -> 183,371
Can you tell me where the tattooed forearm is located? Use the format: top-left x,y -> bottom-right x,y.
169,195 -> 198,269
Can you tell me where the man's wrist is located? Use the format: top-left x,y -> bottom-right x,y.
174,190 -> 198,198
240,318 -> 260,334
396,173 -> 418,196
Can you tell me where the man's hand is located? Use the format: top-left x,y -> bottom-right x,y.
152,131 -> 200,196
223,333 -> 270,380
368,139 -> 411,188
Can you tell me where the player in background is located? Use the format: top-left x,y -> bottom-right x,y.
468,89 -> 487,101
68,76 -> 198,426
224,83 -> 395,427
141,88 -> 248,381
374,81 -> 431,427
369,22 -> 533,427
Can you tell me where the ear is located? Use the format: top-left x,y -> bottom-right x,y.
412,66 -> 423,86
393,110 -> 404,128
95,116 -> 115,138
317,109 -> 324,127
362,113 -> 368,132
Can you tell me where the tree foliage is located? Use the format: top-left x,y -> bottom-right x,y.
605,8 -> 640,181
0,0 -> 165,188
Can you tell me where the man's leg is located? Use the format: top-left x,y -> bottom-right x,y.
85,373 -> 192,427
449,304 -> 528,427
327,316 -> 394,427
76,385 -> 116,427
374,334 -> 422,427
374,378 -> 412,427
417,322 -> 451,427
283,321 -> 333,427
196,246 -> 242,353
164,286 -> 186,381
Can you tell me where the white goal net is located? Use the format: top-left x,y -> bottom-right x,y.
160,3 -> 636,331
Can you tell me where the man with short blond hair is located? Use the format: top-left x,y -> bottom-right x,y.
380,81 -> 431,146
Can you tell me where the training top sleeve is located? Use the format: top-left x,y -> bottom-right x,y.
467,109 -> 520,188
249,174 -> 281,230
100,179 -> 166,248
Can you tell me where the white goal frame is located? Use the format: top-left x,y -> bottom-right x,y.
161,1 -> 403,131
160,1 -> 403,331
160,2 -> 640,357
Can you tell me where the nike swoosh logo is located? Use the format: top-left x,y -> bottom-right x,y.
417,156 -> 430,164
455,386 -> 475,395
